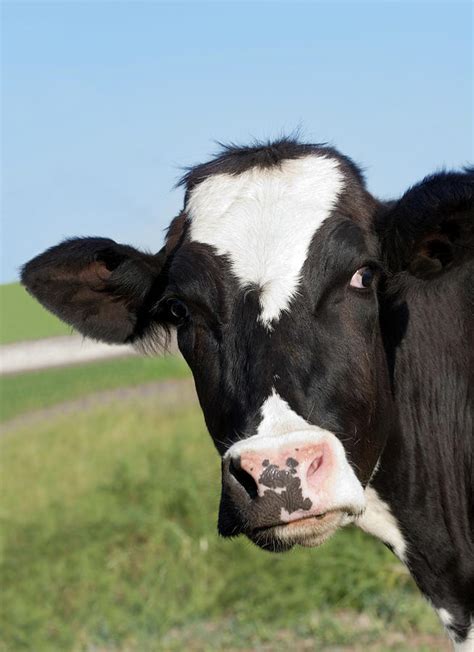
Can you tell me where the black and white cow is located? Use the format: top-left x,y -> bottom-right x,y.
22,139 -> 473,649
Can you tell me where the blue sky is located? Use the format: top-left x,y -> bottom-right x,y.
2,1 -> 472,283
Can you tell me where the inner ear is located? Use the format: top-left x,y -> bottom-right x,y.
409,211 -> 473,278
96,247 -> 127,272
409,231 -> 454,277
77,259 -> 114,289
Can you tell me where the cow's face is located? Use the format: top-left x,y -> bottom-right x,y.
159,152 -> 391,550
23,140 -> 471,552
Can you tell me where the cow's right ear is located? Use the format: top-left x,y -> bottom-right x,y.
21,237 -> 167,344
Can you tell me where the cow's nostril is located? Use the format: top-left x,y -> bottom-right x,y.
229,457 -> 258,500
307,453 -> 324,480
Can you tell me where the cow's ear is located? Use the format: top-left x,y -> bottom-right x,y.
377,169 -> 474,277
21,237 -> 167,344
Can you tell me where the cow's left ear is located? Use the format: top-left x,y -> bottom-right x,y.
377,169 -> 474,277
21,237 -> 168,344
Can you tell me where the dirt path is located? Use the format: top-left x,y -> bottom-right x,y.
0,377 -> 197,435
0,334 -> 135,375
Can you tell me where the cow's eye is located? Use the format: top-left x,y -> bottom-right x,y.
164,298 -> 189,324
350,266 -> 374,289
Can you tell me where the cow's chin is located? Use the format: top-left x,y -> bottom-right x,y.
249,510 -> 345,553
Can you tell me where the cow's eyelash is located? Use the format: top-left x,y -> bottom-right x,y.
356,260 -> 382,273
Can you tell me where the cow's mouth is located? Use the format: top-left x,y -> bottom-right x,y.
250,510 -> 347,552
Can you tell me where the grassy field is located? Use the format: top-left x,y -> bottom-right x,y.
0,397 -> 445,651
0,282 -> 72,344
0,354 -> 189,422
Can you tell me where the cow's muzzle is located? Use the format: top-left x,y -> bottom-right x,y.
218,430 -> 366,551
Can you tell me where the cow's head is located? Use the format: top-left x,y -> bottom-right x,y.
22,139 -> 473,551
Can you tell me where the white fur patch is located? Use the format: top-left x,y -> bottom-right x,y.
258,388 -> 313,437
438,608 -> 455,629
438,610 -> 474,651
455,623 -> 474,652
356,486 -> 407,562
187,155 -> 344,326
454,635 -> 474,652
225,389 -> 366,517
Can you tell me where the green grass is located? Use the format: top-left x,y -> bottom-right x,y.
0,282 -> 72,344
0,354 -> 190,422
0,399 -> 444,651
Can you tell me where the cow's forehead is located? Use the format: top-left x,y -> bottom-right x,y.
186,154 -> 344,326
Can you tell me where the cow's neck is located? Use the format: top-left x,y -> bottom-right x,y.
358,275 -> 474,643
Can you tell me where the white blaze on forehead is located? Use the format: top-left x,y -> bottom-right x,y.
187,155 -> 344,325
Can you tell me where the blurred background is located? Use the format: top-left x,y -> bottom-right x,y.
1,1 -> 472,650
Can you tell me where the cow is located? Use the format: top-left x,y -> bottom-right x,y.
21,138 -> 473,650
